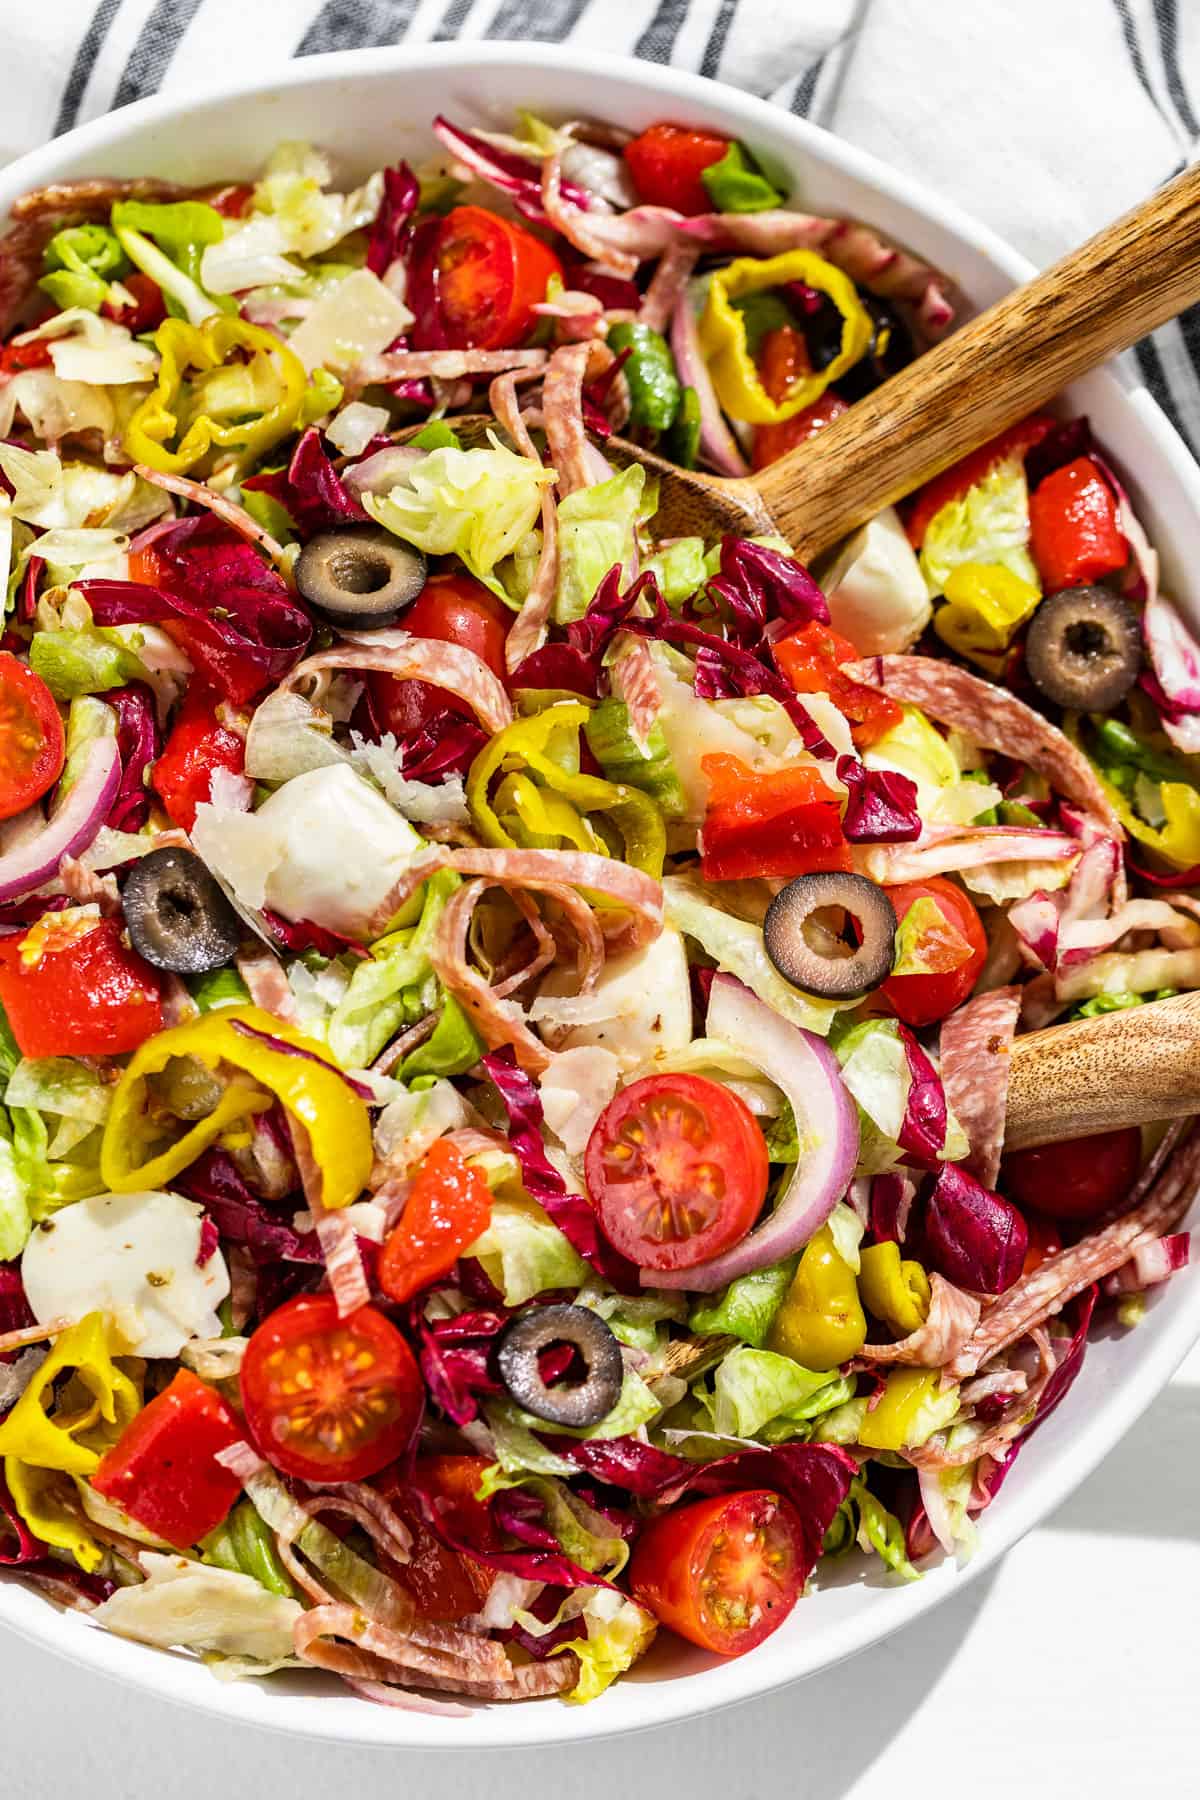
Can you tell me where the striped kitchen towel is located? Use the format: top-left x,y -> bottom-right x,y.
4,0 -> 1200,452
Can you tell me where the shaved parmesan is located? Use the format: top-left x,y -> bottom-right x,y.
287,268 -> 413,375
21,1190 -> 230,1358
92,1554 -> 301,1662
533,929 -> 692,1072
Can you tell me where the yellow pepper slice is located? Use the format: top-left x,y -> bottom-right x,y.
698,251 -> 874,425
858,1368 -> 959,1451
1098,772 -> 1200,872
99,1004 -> 372,1209
467,701 -> 665,876
766,1224 -> 867,1372
0,1313 -> 140,1570
858,1242 -> 931,1337
934,561 -> 1042,667
124,315 -> 309,475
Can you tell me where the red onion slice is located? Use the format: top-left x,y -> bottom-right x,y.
645,973 -> 859,1291
0,734 -> 121,904
669,291 -> 749,479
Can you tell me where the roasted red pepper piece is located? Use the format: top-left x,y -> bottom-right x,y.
623,121 -> 732,214
92,1370 -> 244,1549
101,272 -> 166,335
700,752 -> 851,881
151,684 -> 245,831
904,414 -> 1056,548
0,916 -> 163,1058
1028,455 -> 1128,592
773,619 -> 902,748
378,1138 -> 493,1304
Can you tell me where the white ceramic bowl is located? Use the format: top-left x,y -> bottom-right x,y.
2,40 -> 1198,1752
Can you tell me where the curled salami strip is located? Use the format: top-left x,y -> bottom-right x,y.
283,634 -> 513,736
859,1273 -> 982,1368
490,368 -> 561,672
354,347 -> 547,383
295,1602 -> 576,1700
542,339 -> 611,495
847,655 -> 1124,835
939,985 -> 1022,1189
949,1122 -> 1200,1378
637,239 -> 701,333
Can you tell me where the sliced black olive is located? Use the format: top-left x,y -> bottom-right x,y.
295,527 -> 427,629
764,870 -> 897,1000
121,847 -> 241,974
495,1303 -> 624,1429
1025,585 -> 1141,711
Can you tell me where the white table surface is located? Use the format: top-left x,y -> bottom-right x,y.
4,1340 -> 1197,1800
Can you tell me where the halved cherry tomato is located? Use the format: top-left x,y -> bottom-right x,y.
629,1489 -> 807,1655
434,205 -> 562,351
0,337 -> 53,373
752,325 -> 850,471
240,1294 -> 423,1484
1001,1126 -> 1143,1224
101,271 -> 166,336
0,653 -> 65,821
375,1456 -> 498,1622
700,751 -> 851,881
773,620 -> 901,748
151,684 -> 245,831
92,1369 -> 243,1549
879,876 -> 987,1027
0,917 -> 163,1058
378,1138 -> 493,1304
368,572 -> 510,738
623,121 -> 732,215
585,1072 -> 768,1271
904,414 -> 1055,549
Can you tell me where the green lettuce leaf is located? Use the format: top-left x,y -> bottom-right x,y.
849,1477 -> 920,1581
689,1257 -> 797,1347
30,626 -> 149,699
663,876 -> 842,1034
465,1194 -> 589,1306
399,995 -> 482,1085
554,463 -> 647,623
919,455 -> 1039,595
549,1590 -> 657,1704
708,1346 -> 854,1439
641,535 -> 707,607
326,869 -> 455,1069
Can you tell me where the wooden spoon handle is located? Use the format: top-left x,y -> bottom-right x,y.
1004,990 -> 1200,1152
751,162 -> 1200,561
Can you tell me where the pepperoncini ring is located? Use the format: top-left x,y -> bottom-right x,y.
99,1004 -> 372,1209
858,1241 -> 931,1337
698,251 -> 874,426
124,315 -> 310,476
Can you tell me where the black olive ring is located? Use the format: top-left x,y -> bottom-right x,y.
764,869 -> 898,1000
1024,584 -> 1141,712
295,526 -> 427,630
495,1303 -> 625,1429
120,846 -> 242,975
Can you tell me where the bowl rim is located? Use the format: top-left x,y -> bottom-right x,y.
2,36 -> 1199,1752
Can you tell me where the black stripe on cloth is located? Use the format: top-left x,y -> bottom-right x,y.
112,0 -> 203,109
433,0 -> 475,41
1134,333 -> 1195,455
298,0 -> 421,56
790,55 -> 826,117
1111,0 -> 1170,122
1173,303 -> 1200,418
1153,0 -> 1200,137
635,0 -> 690,64
54,0 -> 122,135
485,0 -> 590,39
699,0 -> 739,79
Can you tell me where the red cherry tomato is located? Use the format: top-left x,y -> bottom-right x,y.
0,653 -> 65,821
151,684 -> 245,832
378,1138 -> 493,1304
0,917 -> 163,1058
751,325 -> 850,471
92,1370 -> 243,1549
879,877 -> 988,1027
101,272 -> 166,335
629,1489 -> 807,1655
434,205 -> 562,351
1001,1126 -> 1143,1224
623,121 -> 732,215
240,1294 -> 423,1484
368,572 -> 510,737
585,1073 -> 768,1271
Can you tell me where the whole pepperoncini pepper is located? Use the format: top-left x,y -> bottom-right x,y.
766,1223 -> 867,1371
99,1004 -> 372,1209
698,250 -> 873,425
858,1241 -> 932,1337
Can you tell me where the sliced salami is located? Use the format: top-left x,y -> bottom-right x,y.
846,655 -> 1124,835
859,1274 -> 982,1369
939,985 -> 1022,1189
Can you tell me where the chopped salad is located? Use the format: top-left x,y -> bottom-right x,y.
0,111 -> 1195,1713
